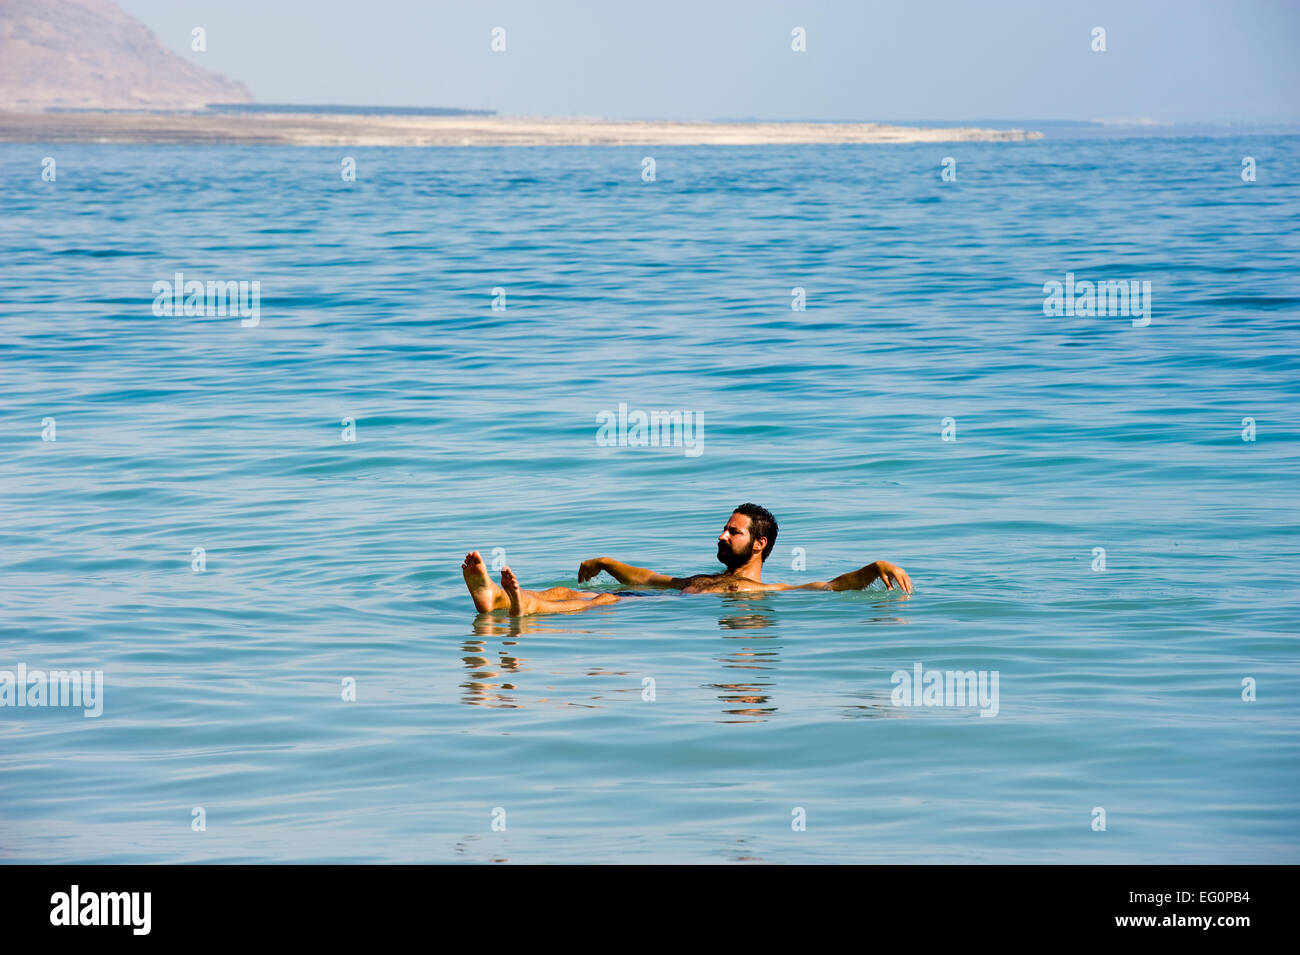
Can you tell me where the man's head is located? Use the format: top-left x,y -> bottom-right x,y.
716,503 -> 778,571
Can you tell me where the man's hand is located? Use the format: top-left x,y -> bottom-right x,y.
871,560 -> 912,594
577,558 -> 606,583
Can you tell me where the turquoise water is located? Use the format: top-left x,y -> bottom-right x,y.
1,136 -> 1297,863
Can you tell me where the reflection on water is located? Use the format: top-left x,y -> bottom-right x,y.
840,692 -> 904,719
469,613 -> 609,640
708,676 -> 777,723
461,612 -> 621,709
457,593 -> 911,720
453,835 -> 509,864
459,635 -> 523,708
712,593 -> 781,722
717,613 -> 774,630
717,592 -> 778,631
727,837 -> 764,864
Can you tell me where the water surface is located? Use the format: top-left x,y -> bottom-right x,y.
1,135 -> 1297,862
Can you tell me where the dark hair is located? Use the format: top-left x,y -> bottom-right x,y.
733,503 -> 778,562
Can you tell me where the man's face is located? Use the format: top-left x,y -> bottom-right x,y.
716,512 -> 758,570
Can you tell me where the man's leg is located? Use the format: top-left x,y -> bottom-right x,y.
534,586 -> 601,600
462,551 -> 611,613
501,567 -> 620,616
462,551 -> 509,612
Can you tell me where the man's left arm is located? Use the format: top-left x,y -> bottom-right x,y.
756,560 -> 912,594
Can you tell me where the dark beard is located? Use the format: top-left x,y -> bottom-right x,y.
716,541 -> 747,571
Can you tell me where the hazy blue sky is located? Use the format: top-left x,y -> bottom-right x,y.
118,0 -> 1300,122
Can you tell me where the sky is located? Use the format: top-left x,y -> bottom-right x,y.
117,0 -> 1300,122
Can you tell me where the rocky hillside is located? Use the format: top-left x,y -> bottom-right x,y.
0,0 -> 252,110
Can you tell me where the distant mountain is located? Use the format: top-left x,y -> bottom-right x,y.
0,0 -> 252,110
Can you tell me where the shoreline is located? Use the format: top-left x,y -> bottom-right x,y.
0,110 -> 1042,146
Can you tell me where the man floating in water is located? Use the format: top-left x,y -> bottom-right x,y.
461,503 -> 913,617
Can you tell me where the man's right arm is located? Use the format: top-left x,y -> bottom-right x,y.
577,557 -> 681,588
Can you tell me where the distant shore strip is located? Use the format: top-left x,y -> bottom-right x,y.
0,110 -> 1042,146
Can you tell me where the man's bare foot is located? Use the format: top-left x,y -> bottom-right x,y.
500,566 -> 530,616
462,551 -> 502,613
